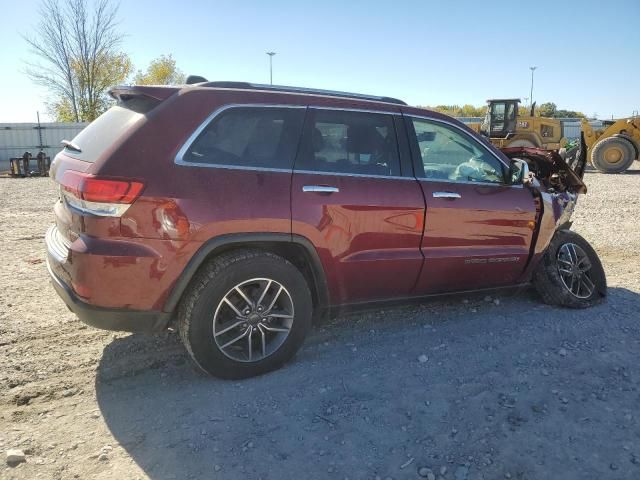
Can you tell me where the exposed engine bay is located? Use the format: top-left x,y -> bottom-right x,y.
501,145 -> 587,195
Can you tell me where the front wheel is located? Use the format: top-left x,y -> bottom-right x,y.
591,136 -> 635,173
178,250 -> 313,379
533,230 -> 607,308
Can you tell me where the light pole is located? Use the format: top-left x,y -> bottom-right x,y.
529,66 -> 537,108
266,52 -> 276,85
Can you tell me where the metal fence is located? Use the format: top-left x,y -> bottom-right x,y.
0,122 -> 88,172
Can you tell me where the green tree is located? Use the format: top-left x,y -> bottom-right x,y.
134,54 -> 185,85
419,104 -> 487,118
554,109 -> 586,119
538,102 -> 558,117
25,0 -> 131,122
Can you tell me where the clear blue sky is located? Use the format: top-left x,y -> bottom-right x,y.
1,0 -> 638,122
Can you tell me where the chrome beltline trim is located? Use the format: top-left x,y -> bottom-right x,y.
294,169 -> 414,181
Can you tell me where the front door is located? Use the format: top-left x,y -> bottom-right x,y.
406,116 -> 538,294
291,108 -> 425,305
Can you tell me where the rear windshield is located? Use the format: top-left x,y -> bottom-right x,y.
63,97 -> 157,163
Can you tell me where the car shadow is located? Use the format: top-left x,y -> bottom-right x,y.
95,286 -> 640,480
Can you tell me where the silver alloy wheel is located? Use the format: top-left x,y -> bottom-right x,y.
212,278 -> 294,362
556,243 -> 596,299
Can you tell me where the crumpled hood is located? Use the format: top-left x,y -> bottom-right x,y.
501,146 -> 587,195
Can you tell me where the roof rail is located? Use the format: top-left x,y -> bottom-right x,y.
197,81 -> 407,106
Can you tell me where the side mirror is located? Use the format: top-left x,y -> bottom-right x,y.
509,158 -> 532,185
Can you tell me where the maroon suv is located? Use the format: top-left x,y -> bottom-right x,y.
46,80 -> 606,378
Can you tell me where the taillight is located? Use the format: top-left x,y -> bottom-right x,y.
62,171 -> 144,203
60,171 -> 144,217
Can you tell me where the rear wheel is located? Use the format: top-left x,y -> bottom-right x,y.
533,230 -> 606,308
178,250 -> 313,379
591,136 -> 635,173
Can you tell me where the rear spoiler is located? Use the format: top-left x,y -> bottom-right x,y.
109,85 -> 179,102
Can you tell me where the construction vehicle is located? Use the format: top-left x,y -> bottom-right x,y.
469,99 -> 640,173
468,99 -> 567,150
580,116 -> 640,173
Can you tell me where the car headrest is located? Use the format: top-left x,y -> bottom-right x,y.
312,127 -> 324,152
346,125 -> 384,154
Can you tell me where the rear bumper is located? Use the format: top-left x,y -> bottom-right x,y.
47,258 -> 171,333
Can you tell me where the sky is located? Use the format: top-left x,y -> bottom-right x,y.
0,0 -> 639,122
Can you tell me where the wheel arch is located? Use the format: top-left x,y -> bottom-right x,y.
163,233 -> 329,316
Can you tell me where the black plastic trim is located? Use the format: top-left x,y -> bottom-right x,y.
162,233 -> 329,313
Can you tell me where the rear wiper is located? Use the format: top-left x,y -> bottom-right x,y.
61,139 -> 81,152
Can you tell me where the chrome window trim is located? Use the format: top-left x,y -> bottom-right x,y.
417,177 -> 524,188
174,104 -> 518,187
175,163 -> 292,174
174,104 -> 306,169
294,169 -> 416,181
308,106 -> 400,116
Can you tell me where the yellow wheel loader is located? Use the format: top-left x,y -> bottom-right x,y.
468,99 -> 567,149
469,99 -> 640,173
580,116 -> 640,173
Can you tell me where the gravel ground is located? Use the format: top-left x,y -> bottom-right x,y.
1,166 -> 639,480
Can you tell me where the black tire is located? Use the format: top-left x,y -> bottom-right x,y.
532,230 -> 606,308
178,249 -> 313,379
591,136 -> 635,173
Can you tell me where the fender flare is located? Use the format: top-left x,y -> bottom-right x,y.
162,233 -> 329,313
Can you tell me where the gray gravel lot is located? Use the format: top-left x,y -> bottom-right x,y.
1,167 -> 639,480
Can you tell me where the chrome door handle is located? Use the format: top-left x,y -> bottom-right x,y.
432,191 -> 461,199
302,185 -> 339,193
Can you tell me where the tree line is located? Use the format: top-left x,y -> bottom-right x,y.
422,103 -> 586,119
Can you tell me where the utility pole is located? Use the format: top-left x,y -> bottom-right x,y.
529,66 -> 537,107
266,52 -> 276,85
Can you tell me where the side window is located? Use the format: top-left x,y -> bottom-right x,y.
411,118 -> 506,184
183,107 -> 304,169
296,109 -> 401,177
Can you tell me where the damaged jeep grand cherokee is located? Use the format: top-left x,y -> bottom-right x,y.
46,81 -> 606,379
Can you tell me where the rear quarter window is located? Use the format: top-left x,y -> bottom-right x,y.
180,107 -> 305,170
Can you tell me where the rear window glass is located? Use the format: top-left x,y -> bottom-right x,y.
63,97 -> 156,163
182,107 -> 305,170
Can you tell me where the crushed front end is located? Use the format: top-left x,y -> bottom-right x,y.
501,134 -> 588,278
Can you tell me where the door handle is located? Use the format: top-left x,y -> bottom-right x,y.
432,191 -> 461,199
302,185 -> 339,193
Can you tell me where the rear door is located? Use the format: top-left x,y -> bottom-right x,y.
406,116 -> 538,294
291,108 -> 425,305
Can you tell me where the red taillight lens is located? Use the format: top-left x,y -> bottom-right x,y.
61,171 -> 144,204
